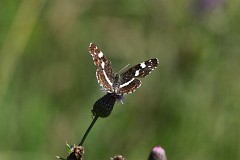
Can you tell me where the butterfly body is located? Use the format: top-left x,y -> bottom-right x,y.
89,43 -> 158,96
111,73 -> 120,94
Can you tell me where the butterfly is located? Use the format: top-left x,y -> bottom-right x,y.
89,43 -> 158,96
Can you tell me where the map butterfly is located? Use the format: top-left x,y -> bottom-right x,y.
89,43 -> 159,96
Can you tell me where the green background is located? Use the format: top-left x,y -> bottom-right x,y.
0,0 -> 239,159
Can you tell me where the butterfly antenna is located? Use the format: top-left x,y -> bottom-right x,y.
118,64 -> 130,74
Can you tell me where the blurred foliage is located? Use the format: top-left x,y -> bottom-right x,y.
0,0 -> 240,160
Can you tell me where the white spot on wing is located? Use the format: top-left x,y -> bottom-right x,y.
135,70 -> 140,76
140,62 -> 146,68
101,62 -> 105,69
98,51 -> 104,58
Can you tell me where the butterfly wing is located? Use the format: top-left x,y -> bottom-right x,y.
121,58 -> 159,79
118,58 -> 159,94
118,79 -> 141,95
89,43 -> 114,93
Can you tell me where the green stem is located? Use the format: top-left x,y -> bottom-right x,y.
79,115 -> 99,146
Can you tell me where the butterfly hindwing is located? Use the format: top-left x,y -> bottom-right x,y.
118,79 -> 141,95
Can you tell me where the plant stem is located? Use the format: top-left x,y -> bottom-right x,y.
79,115 -> 99,146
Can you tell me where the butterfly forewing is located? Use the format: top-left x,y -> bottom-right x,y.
89,43 -> 114,93
120,58 -> 159,79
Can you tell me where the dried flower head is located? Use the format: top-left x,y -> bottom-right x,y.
67,145 -> 84,160
111,155 -> 127,160
56,144 -> 84,160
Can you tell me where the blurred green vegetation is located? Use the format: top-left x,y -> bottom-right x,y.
0,0 -> 240,159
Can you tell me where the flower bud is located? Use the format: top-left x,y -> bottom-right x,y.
92,93 -> 121,118
148,146 -> 167,160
